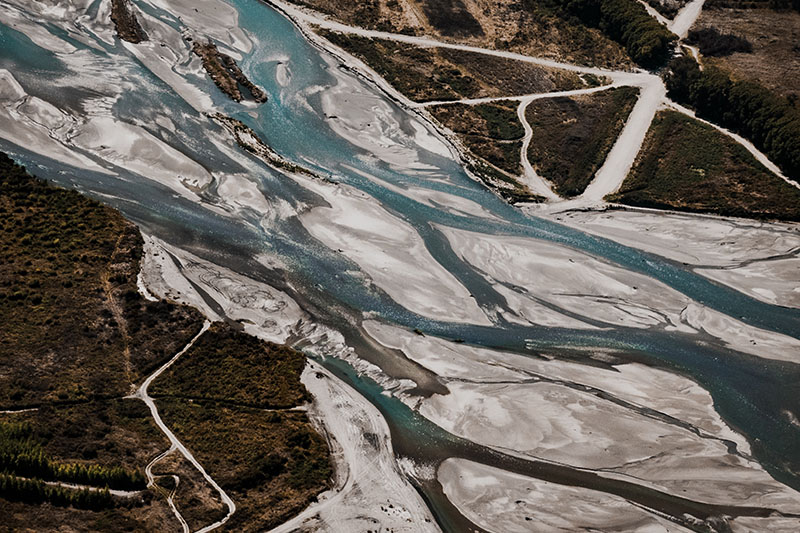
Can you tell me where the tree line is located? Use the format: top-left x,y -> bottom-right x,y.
0,473 -> 114,510
665,56 -> 800,181
526,0 -> 677,68
773,0 -> 800,9
1,421 -> 146,491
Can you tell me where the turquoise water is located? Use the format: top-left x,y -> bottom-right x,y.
2,0 -> 800,527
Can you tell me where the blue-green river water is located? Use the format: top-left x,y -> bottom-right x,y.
2,0 -> 799,528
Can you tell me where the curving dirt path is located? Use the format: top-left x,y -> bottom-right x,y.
131,320 -> 237,533
145,446 -> 190,533
517,97 -> 559,200
638,0 -> 670,26
268,0 -> 652,82
415,83 -> 620,108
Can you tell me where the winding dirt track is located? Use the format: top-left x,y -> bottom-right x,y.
516,96 -> 559,200
415,83 -> 620,108
268,0 -> 794,204
132,321 -> 236,533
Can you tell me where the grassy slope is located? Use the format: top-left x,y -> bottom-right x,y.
150,323 -> 310,409
320,31 -> 583,103
1,497 -> 181,533
0,153 -> 201,530
159,401 -> 331,532
0,154 -> 331,529
152,323 -> 331,532
0,155 -> 204,407
526,86 -> 640,197
608,110 -> 800,220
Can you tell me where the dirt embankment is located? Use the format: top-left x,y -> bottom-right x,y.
193,41 -> 268,103
111,0 -> 148,44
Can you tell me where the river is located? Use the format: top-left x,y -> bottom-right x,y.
1,0 -> 799,531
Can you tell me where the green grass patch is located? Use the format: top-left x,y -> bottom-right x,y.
665,57 -> 800,181
430,101 -> 524,175
526,86 -> 639,197
608,110 -> 800,220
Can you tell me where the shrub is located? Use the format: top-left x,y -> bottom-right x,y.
664,57 -> 800,181
524,0 -> 677,68
0,421 -> 146,491
687,27 -> 752,56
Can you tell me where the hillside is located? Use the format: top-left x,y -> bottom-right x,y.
0,153 -> 330,531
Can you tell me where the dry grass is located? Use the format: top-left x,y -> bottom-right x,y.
320,31 -> 584,103
296,0 -> 632,68
695,6 -> 800,106
158,400 -> 332,532
0,154 -> 204,408
150,323 -> 310,409
151,322 -> 331,531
